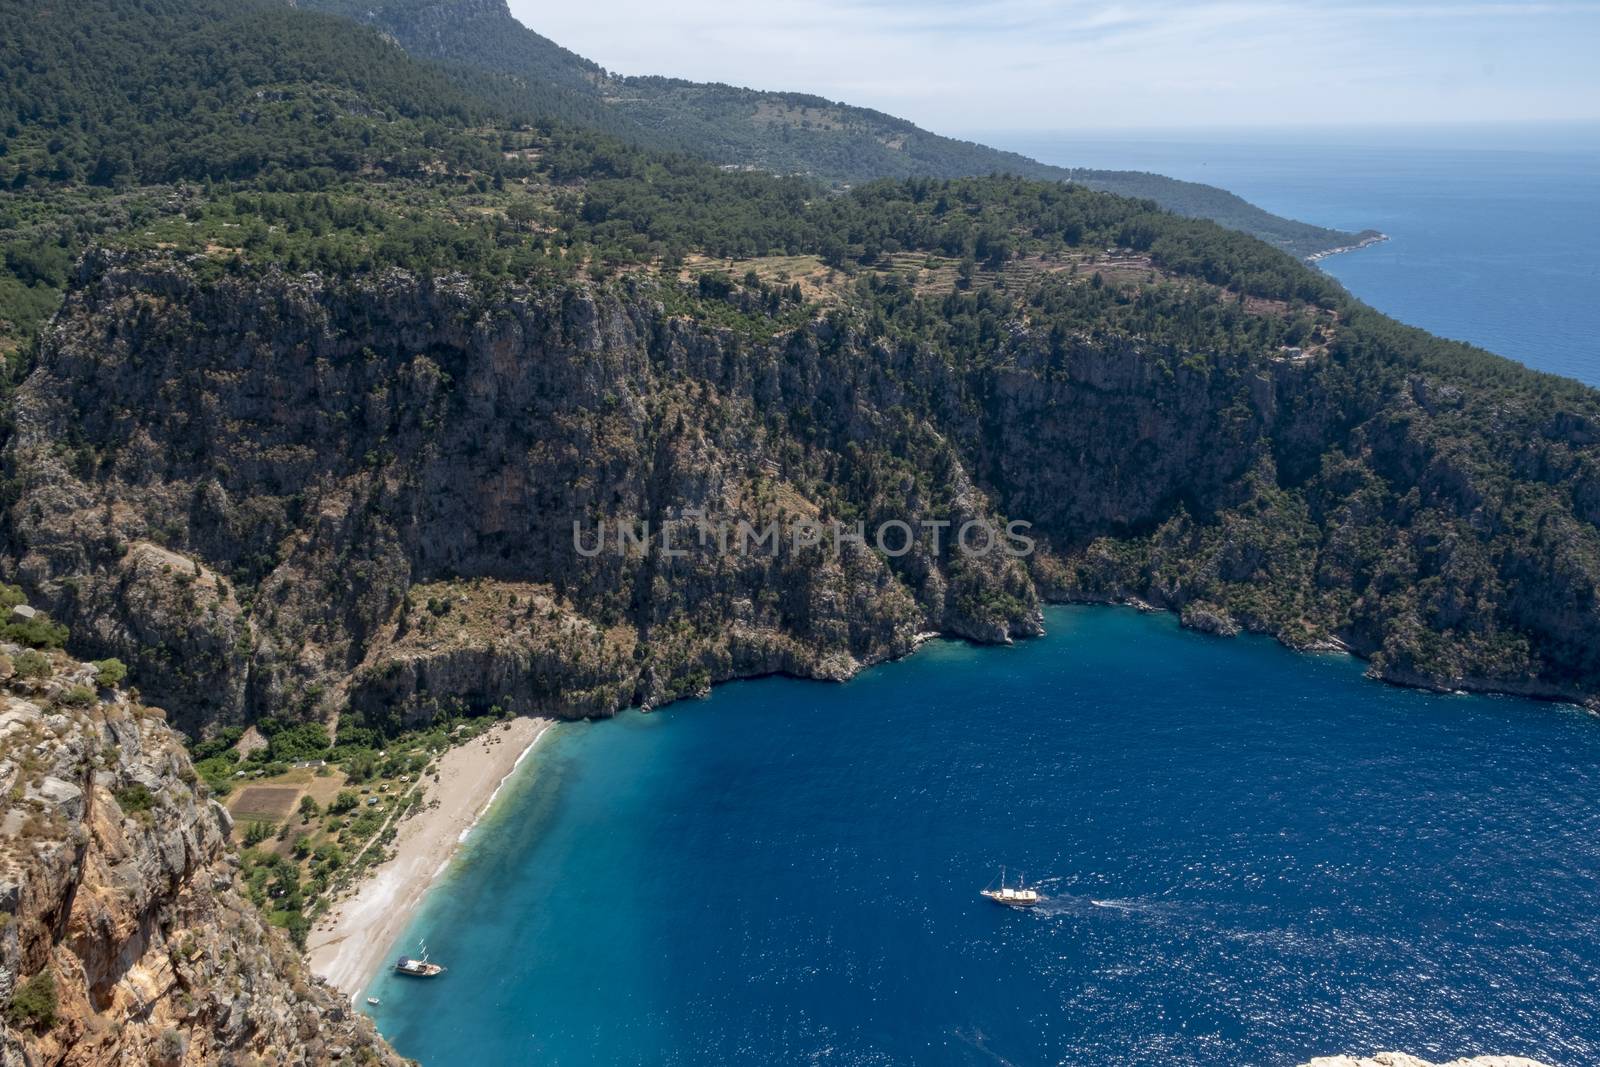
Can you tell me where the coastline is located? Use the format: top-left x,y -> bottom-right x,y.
305,715 -> 554,998
1306,230 -> 1389,262
298,597 -> 1591,1006
1049,592 -> 1596,710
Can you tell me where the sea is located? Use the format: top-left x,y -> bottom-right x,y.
365,127 -> 1600,1066
368,609 -> 1600,1066
988,124 -> 1600,385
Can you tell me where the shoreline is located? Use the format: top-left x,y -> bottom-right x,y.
1052,594 -> 1595,710
305,715 -> 554,998
1306,230 -> 1389,262
299,599 -> 1589,1003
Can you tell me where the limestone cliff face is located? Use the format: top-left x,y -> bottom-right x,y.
0,646 -> 403,1066
3,256 -> 1038,732
6,253 -> 1600,734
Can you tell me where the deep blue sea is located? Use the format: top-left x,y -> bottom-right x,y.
982,125 -> 1600,385
367,607 -> 1600,1066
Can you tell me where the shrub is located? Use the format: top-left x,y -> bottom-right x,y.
243,820 -> 275,846
274,909 -> 311,948
327,790 -> 359,815
6,969 -> 57,1030
340,748 -> 378,783
58,684 -> 96,707
194,755 -> 237,797
2,613 -> 69,650
114,783 -> 155,815
189,726 -> 244,762
348,809 -> 384,839
93,658 -> 128,688
157,1028 -> 187,1060
13,649 -> 52,680
0,583 -> 24,612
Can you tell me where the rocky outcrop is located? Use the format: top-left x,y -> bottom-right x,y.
1300,1055 -> 1551,1067
0,645 -> 403,1066
1179,602 -> 1242,637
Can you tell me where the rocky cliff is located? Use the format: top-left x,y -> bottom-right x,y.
1300,1055 -> 1551,1067
6,251 -> 1600,734
2,255 -> 1041,733
0,644 -> 404,1066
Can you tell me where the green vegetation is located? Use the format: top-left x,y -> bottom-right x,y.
190,729 -> 244,797
156,1030 -> 187,1061
0,612 -> 67,650
153,660 -> 550,968
241,848 -> 309,946
114,784 -> 156,818
0,585 -> 67,649
12,649 -> 51,680
57,684 -> 96,708
5,969 -> 57,1030
0,0 -> 515,190
0,0 -> 544,361
188,705 -> 512,949
0,0 -> 1345,369
93,658 -> 128,688
265,722 -> 331,762
299,0 -> 1361,256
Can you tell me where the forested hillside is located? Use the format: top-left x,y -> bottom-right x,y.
297,0 -> 1372,257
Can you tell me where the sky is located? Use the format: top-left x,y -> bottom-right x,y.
506,0 -> 1600,133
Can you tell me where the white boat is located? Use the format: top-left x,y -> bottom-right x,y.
980,868 -> 1040,908
394,940 -> 446,977
366,997 -> 380,1006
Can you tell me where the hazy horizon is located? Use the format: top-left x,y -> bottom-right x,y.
509,0 -> 1600,133
959,120 -> 1600,162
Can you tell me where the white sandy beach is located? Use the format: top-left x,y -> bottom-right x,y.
306,715 -> 553,997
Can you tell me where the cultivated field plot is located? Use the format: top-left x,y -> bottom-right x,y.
228,786 -> 299,824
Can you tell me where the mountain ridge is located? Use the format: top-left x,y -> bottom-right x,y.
298,0 -> 1376,258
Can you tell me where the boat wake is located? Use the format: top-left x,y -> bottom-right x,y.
1020,893 -> 1186,922
1090,898 -> 1143,911
949,1027 -> 1021,1066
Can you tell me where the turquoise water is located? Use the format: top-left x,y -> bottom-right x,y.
982,125 -> 1600,385
367,607 -> 1600,1065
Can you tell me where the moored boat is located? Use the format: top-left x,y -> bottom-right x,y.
394,956 -> 445,977
394,940 -> 446,977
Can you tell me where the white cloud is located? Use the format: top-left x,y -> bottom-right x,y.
506,0 -> 1600,130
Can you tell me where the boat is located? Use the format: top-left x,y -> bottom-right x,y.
980,868 -> 1040,908
366,997 -> 380,1006
393,940 -> 446,977
394,955 -> 445,977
